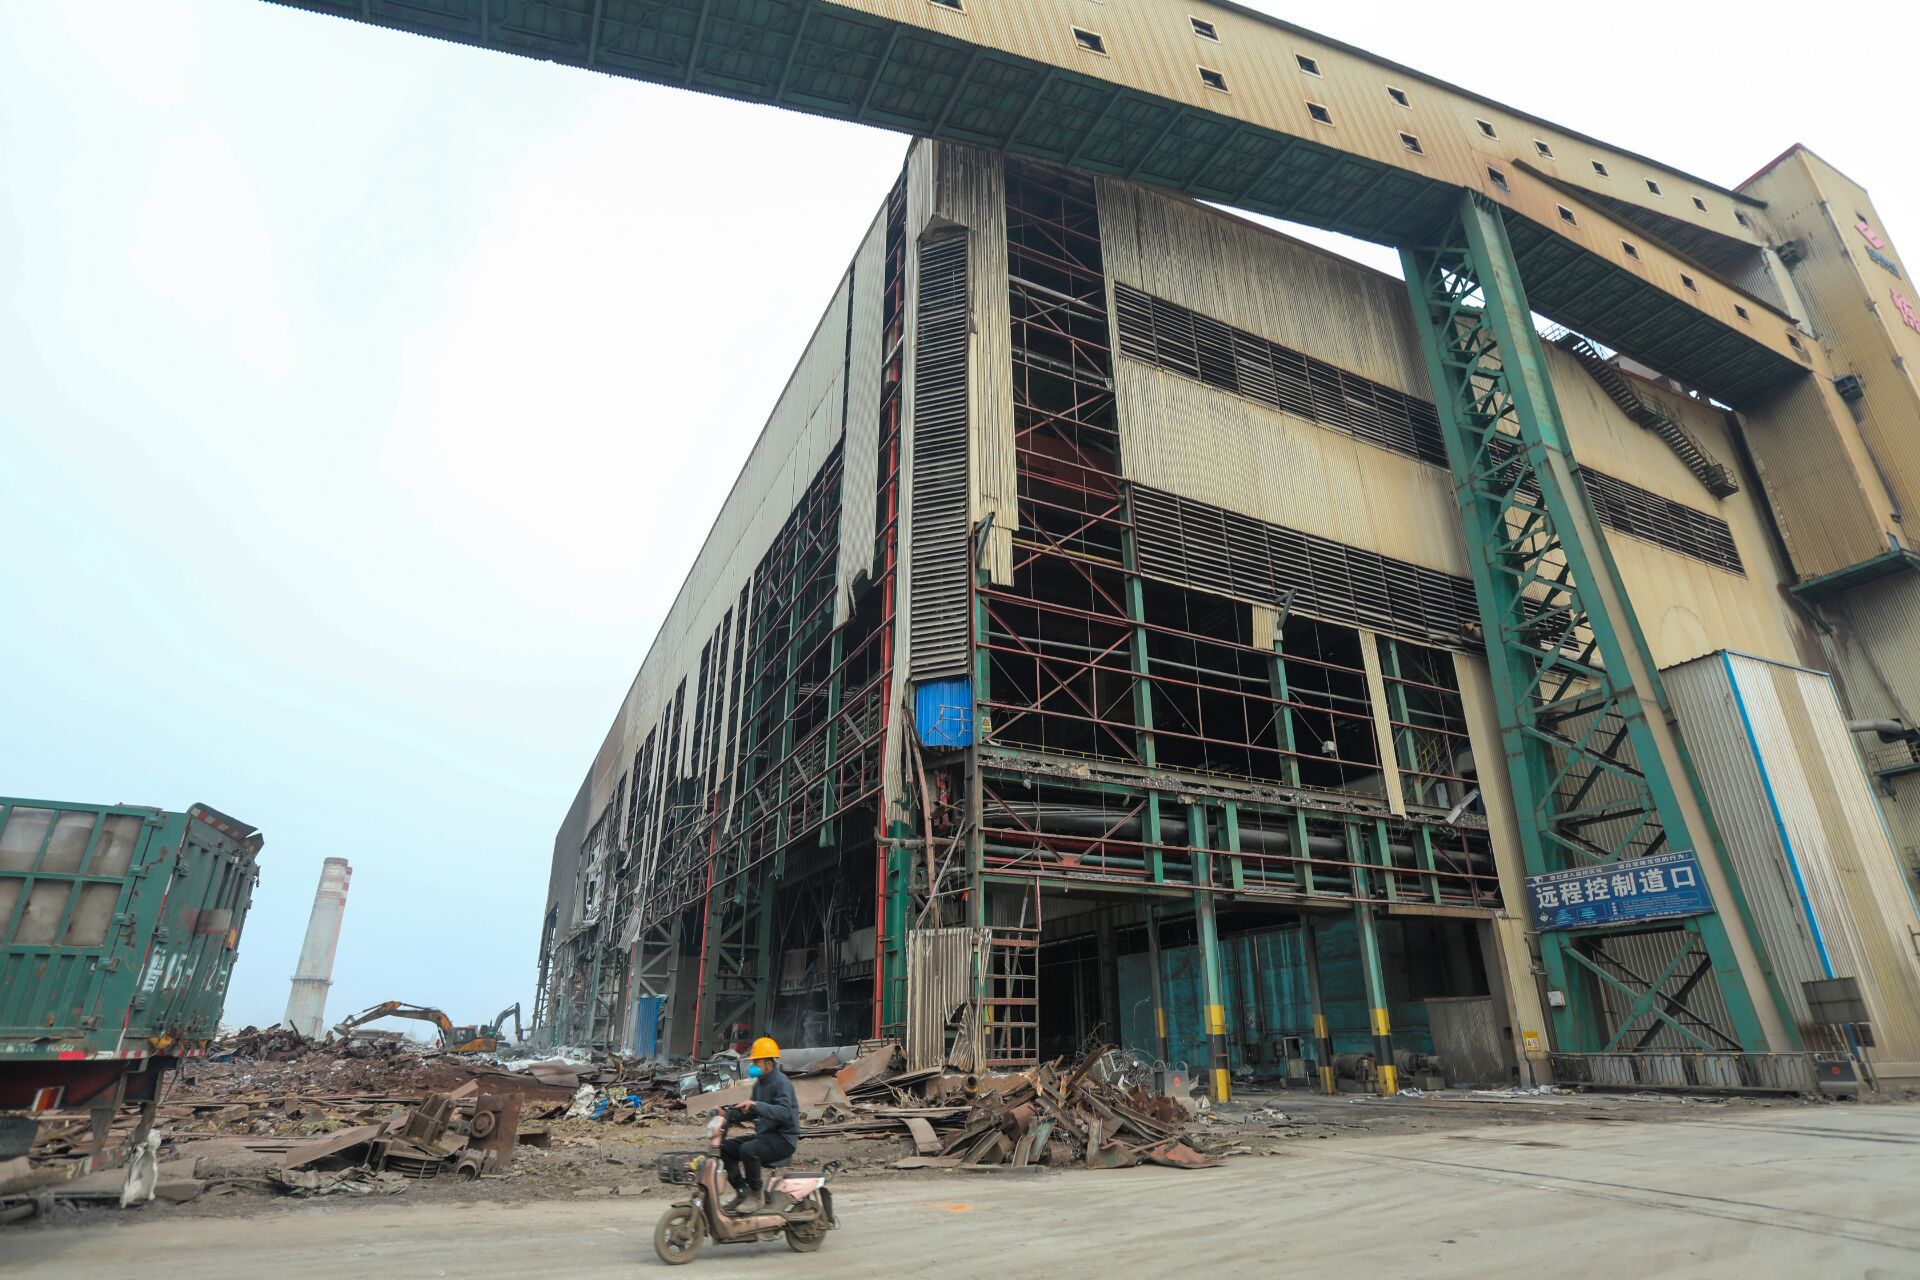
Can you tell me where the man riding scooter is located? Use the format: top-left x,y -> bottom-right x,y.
719,1036 -> 798,1214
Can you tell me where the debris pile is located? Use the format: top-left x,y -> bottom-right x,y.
798,1043 -> 1217,1172
269,1087 -> 528,1191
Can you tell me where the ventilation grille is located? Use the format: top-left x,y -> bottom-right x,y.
909,233 -> 972,680
1131,485 -> 1481,643
1114,283 -> 1745,576
1114,282 -> 1446,466
1584,470 -> 1744,573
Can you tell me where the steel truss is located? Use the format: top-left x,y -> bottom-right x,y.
1400,191 -> 1769,1052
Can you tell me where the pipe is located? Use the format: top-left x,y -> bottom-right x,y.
987,803 -> 1494,870
1848,718 -> 1912,741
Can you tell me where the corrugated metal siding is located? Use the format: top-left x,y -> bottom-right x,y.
928,145 -> 1018,586
1118,358 -> 1468,576
1663,657 -> 1828,1036
1667,651 -> 1920,1078
1827,572 -> 1920,727
906,926 -> 986,1070
1744,151 -> 1920,528
1738,374 -> 1894,579
908,232 -> 973,680
1099,179 -> 1428,396
837,207 -> 889,618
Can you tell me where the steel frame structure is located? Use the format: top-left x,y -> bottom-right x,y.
962,161 -> 1507,1094
1400,191 -> 1769,1052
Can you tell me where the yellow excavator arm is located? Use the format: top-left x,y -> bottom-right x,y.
330,1001 -> 456,1042
329,1000 -> 514,1054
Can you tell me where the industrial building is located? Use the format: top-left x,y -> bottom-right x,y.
272,0 -> 1920,1093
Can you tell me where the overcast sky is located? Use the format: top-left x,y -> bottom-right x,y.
2,1 -> 1913,1035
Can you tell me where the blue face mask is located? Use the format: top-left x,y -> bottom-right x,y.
748,1063 -> 763,1078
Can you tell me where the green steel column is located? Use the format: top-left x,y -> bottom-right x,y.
1190,804 -> 1232,1103
1353,903 -> 1398,1096
1399,191 -> 1772,1054
1300,917 -> 1336,1095
748,873 -> 777,1036
817,629 -> 845,845
1095,909 -> 1119,1039
1144,903 -> 1171,1090
1120,491 -> 1159,773
881,825 -> 913,1036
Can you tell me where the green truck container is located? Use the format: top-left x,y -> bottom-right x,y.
0,798 -> 262,1162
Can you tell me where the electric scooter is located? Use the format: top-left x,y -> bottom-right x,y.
651,1110 -> 838,1265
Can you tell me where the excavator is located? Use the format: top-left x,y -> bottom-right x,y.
330,1001 -> 523,1054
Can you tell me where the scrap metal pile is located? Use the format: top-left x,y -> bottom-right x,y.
501,1039 -> 1215,1173
2,1025 -> 601,1212
791,1043 -> 1217,1172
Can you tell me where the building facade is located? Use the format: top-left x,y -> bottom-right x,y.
533,136 -> 1920,1091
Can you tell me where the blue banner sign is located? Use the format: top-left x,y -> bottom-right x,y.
1527,850 -> 1713,932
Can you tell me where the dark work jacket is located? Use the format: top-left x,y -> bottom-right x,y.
748,1065 -> 800,1140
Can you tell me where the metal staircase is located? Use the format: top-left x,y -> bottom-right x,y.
1550,330 -> 1739,498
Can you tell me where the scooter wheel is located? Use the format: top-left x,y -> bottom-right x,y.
785,1223 -> 827,1253
654,1206 -> 705,1265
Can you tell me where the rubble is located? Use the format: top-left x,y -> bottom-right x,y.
4,1034 -> 1226,1221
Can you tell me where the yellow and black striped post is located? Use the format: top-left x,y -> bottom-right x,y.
1191,805 -> 1232,1103
1300,917 -> 1336,1095
1144,903 -> 1171,1090
1353,903 -> 1397,1095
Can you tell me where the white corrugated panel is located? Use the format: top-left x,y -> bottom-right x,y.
1097,178 -> 1429,397
1116,358 -> 1468,576
934,145 -> 1016,586
1667,650 -> 1920,1079
836,206 -> 890,620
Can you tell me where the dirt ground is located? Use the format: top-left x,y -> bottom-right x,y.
13,1083 -> 1867,1227
10,1099 -> 1919,1280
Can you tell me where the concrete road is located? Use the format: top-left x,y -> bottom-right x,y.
11,1103 -> 1920,1279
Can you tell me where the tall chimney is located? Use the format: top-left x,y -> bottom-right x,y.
283,857 -> 352,1038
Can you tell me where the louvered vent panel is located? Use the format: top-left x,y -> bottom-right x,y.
1131,485 -> 1483,644
909,233 -> 973,680
1113,283 -> 1744,575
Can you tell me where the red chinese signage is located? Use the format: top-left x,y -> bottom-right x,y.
1893,288 -> 1920,335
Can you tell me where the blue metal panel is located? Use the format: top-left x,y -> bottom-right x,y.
630,997 -> 663,1058
914,678 -> 974,748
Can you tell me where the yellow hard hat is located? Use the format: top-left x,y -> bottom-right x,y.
749,1036 -> 780,1061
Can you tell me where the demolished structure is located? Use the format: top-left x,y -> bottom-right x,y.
263,1 -> 1920,1096
283,857 -> 351,1039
